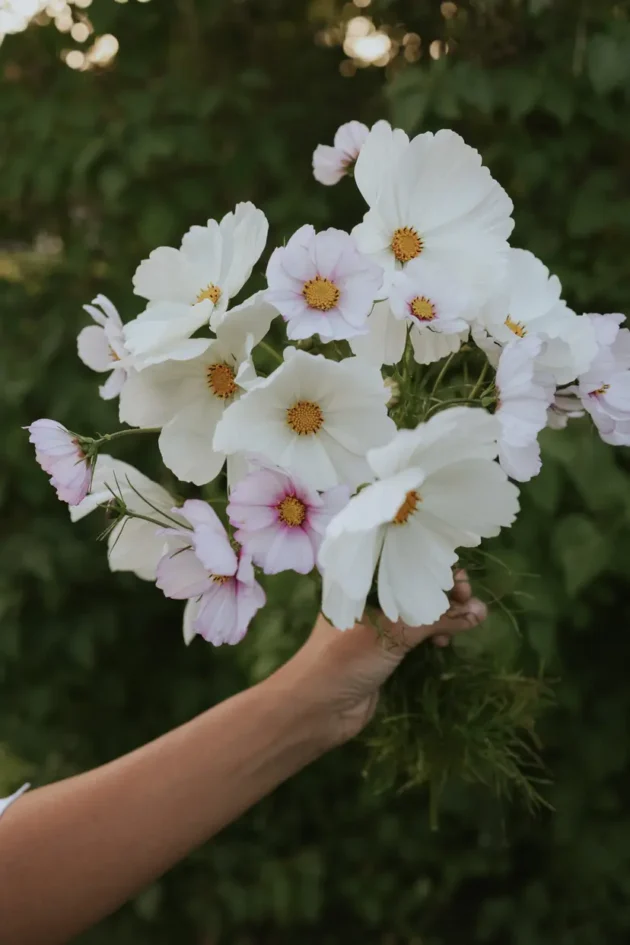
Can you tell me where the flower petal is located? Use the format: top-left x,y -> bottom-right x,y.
77,325 -> 113,373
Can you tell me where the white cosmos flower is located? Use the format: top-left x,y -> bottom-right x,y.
70,455 -> 181,581
352,124 -> 514,306
350,299 -> 468,367
213,348 -> 396,491
119,293 -> 275,486
477,248 -> 597,385
495,337 -> 553,482
353,120 -> 410,207
78,295 -> 132,400
319,407 -> 519,630
123,203 -> 268,367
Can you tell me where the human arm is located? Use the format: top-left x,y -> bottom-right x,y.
0,574 -> 484,945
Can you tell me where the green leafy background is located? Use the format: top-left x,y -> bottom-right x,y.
2,0 -> 630,941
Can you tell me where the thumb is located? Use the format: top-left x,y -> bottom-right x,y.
369,597 -> 488,658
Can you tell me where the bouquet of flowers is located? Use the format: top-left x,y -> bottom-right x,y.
26,120 -> 630,812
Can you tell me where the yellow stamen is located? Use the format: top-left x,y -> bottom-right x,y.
277,495 -> 307,527
410,296 -> 436,322
391,227 -> 423,263
393,490 -> 421,525
212,574 -> 230,584
593,383 -> 610,396
303,276 -> 340,312
505,315 -> 527,338
286,400 -> 324,436
196,283 -> 222,305
207,362 -> 238,399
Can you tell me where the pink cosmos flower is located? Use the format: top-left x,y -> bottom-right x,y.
78,295 -> 130,400
388,258 -> 470,334
265,225 -> 383,342
156,499 -> 265,646
26,419 -> 93,506
495,337 -> 553,482
571,313 -> 630,446
312,121 -> 369,186
227,464 -> 350,575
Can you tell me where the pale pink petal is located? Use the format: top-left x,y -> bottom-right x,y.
267,226 -> 380,342
334,120 -> 369,158
27,419 -> 77,458
263,526 -> 316,575
180,499 -> 237,575
50,457 -> 92,506
232,523 -> 279,566
265,247 -> 305,295
227,465 -> 334,575
603,373 -> 630,414
194,560 -> 265,645
312,145 -> 346,186
230,504 -> 278,531
264,291 -> 306,316
228,465 -> 288,507
195,582 -> 240,644
313,122 -> 368,186
285,311 -> 335,341
313,228 -> 351,279
156,545 -> 213,599
26,420 -> 92,505
306,484 -> 351,536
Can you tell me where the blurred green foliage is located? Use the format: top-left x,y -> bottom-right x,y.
2,0 -> 630,942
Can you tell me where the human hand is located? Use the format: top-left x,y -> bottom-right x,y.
273,570 -> 487,748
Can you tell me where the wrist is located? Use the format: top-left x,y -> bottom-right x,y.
259,661 -> 341,757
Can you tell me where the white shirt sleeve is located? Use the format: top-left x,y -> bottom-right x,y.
0,783 -> 30,820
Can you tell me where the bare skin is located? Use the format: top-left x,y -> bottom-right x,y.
0,572 -> 485,945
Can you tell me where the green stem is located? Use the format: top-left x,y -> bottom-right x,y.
94,427 -> 161,447
402,329 -> 414,387
430,351 -> 456,397
259,340 -> 283,365
118,476 -> 191,530
469,361 -> 489,401
122,509 -> 180,532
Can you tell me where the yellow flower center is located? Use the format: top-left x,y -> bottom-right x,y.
277,495 -> 307,527
410,296 -> 436,322
391,227 -> 423,263
303,276 -> 340,312
286,400 -> 324,436
392,490 -> 421,525
593,383 -> 610,396
206,362 -> 238,399
196,283 -> 222,305
505,315 -> 527,338
212,574 -> 231,584
108,346 -> 120,362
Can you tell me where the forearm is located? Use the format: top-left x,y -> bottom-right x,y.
0,672 -> 330,945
